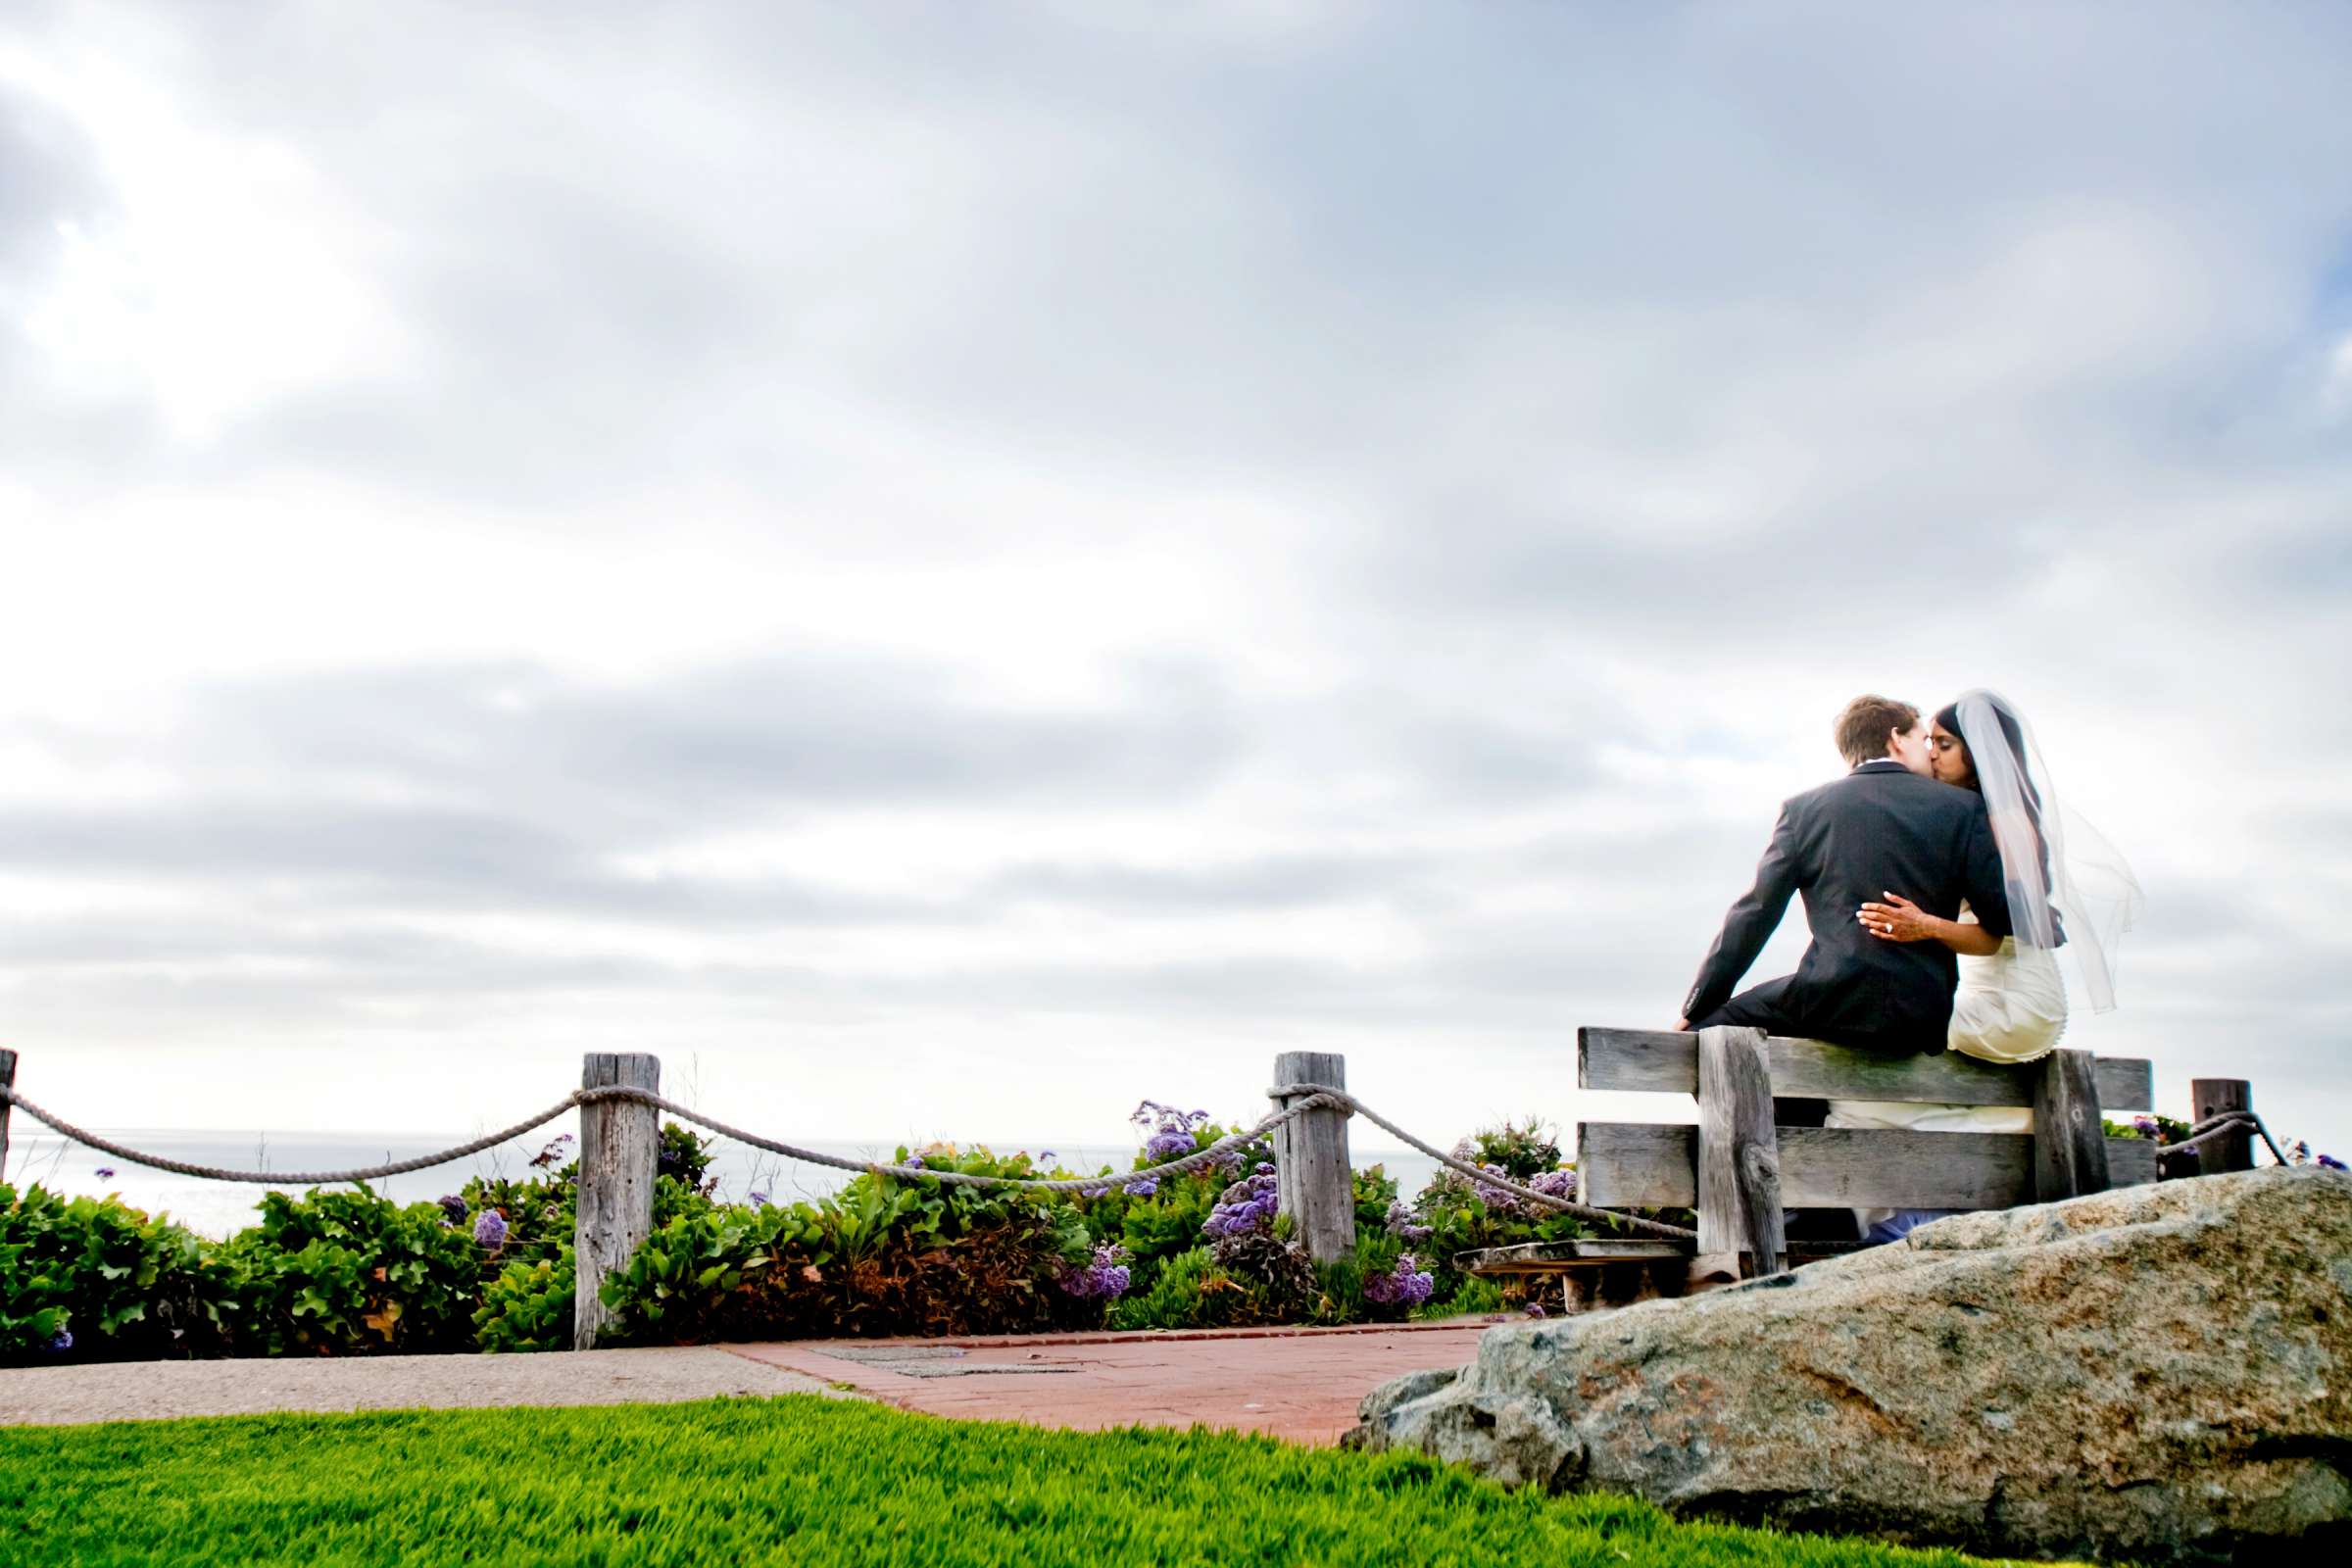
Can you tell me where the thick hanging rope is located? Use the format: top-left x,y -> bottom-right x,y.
0,1079 -> 1690,1243
0,1083 -> 1324,1194
1267,1082 -> 1696,1242
2155,1108 -> 2288,1166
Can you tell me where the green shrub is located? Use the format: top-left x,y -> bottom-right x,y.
1462,1116 -> 1563,1179
1394,1117 -> 1691,1303
1112,1176 -> 1221,1295
10,1107 -> 1696,1357
473,1247 -> 575,1353
0,1185 -> 238,1365
599,1145 -> 1108,1345
1350,1162 -> 1400,1236
454,1124 -> 715,1275
1419,1275 -> 1505,1319
1105,1246 -> 1260,1331
656,1120 -> 718,1191
2103,1113 -> 2188,1142
221,1189 -> 485,1356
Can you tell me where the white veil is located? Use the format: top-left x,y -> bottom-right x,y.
1948,690 -> 2143,1013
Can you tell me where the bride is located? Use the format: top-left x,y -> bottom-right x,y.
1831,689 -> 2142,1239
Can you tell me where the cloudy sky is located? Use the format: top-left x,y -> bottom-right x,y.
4,2 -> 2348,1164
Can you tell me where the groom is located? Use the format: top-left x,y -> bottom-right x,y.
1679,695 -> 2011,1054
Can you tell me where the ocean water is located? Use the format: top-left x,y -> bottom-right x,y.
1,1127 -> 1440,1240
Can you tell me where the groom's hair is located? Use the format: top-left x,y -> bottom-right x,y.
1834,695 -> 1920,765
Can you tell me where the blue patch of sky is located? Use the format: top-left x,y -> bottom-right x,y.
2311,240 -> 2352,330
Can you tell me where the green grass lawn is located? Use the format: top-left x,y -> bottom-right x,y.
2,1396 -> 2026,1567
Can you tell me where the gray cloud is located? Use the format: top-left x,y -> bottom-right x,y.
177,653 -> 1247,819
2,2 -> 2348,1148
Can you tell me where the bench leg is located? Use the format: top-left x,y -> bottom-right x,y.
2031,1049 -> 2111,1201
1698,1026 -> 1787,1275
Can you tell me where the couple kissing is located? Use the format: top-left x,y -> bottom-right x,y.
1676,691 -> 2143,1241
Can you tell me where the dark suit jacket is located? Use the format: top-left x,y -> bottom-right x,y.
1683,760 -> 2014,1053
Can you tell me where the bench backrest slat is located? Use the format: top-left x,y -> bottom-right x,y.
1578,1026 -> 2152,1111
1578,1121 -> 2158,1209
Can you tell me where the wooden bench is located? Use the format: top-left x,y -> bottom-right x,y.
1462,1024 -> 2156,1306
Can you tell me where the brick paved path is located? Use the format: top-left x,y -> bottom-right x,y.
726,1317 -> 1498,1446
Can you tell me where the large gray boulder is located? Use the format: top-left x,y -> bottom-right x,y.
1348,1167 -> 2351,1562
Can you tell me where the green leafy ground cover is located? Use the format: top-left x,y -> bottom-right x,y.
0,1396 -> 2021,1568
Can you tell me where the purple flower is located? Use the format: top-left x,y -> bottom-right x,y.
1383,1200 -> 1433,1242
748,1191 -> 771,1209
1144,1128 -> 1196,1161
2320,1153 -> 2347,1172
436,1195 -> 467,1225
1529,1168 -> 1579,1205
903,1154 -> 925,1170
1363,1253 -> 1436,1307
1131,1100 -> 1217,1168
1202,1169 -> 1282,1240
1038,1151 -> 1055,1162
1122,1177 -> 1158,1198
473,1209 -> 508,1251
1523,1302 -> 1546,1319
2132,1114 -> 2160,1138
47,1329 -> 74,1352
1056,1243 -> 1135,1299
94,1167 -> 116,1180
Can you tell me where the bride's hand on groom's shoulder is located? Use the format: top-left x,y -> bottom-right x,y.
1858,892 -> 1933,942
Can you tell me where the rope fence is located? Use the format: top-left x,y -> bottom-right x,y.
2154,1108 -> 2289,1167
3,1058 -> 2303,1330
0,1078 -> 1698,1242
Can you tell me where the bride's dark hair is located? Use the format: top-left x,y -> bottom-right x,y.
1934,700 -> 2036,808
1936,698 -> 2053,895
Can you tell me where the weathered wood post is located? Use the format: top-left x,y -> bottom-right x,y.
0,1049 -> 17,1180
1270,1050 -> 1355,1263
2189,1079 -> 2254,1174
2031,1048 -> 2112,1201
1696,1026 -> 1785,1278
574,1053 -> 662,1351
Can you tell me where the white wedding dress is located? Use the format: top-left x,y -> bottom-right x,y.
1828,907 -> 2068,1237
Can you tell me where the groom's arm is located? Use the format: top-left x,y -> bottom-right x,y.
1682,803 -> 1802,1025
